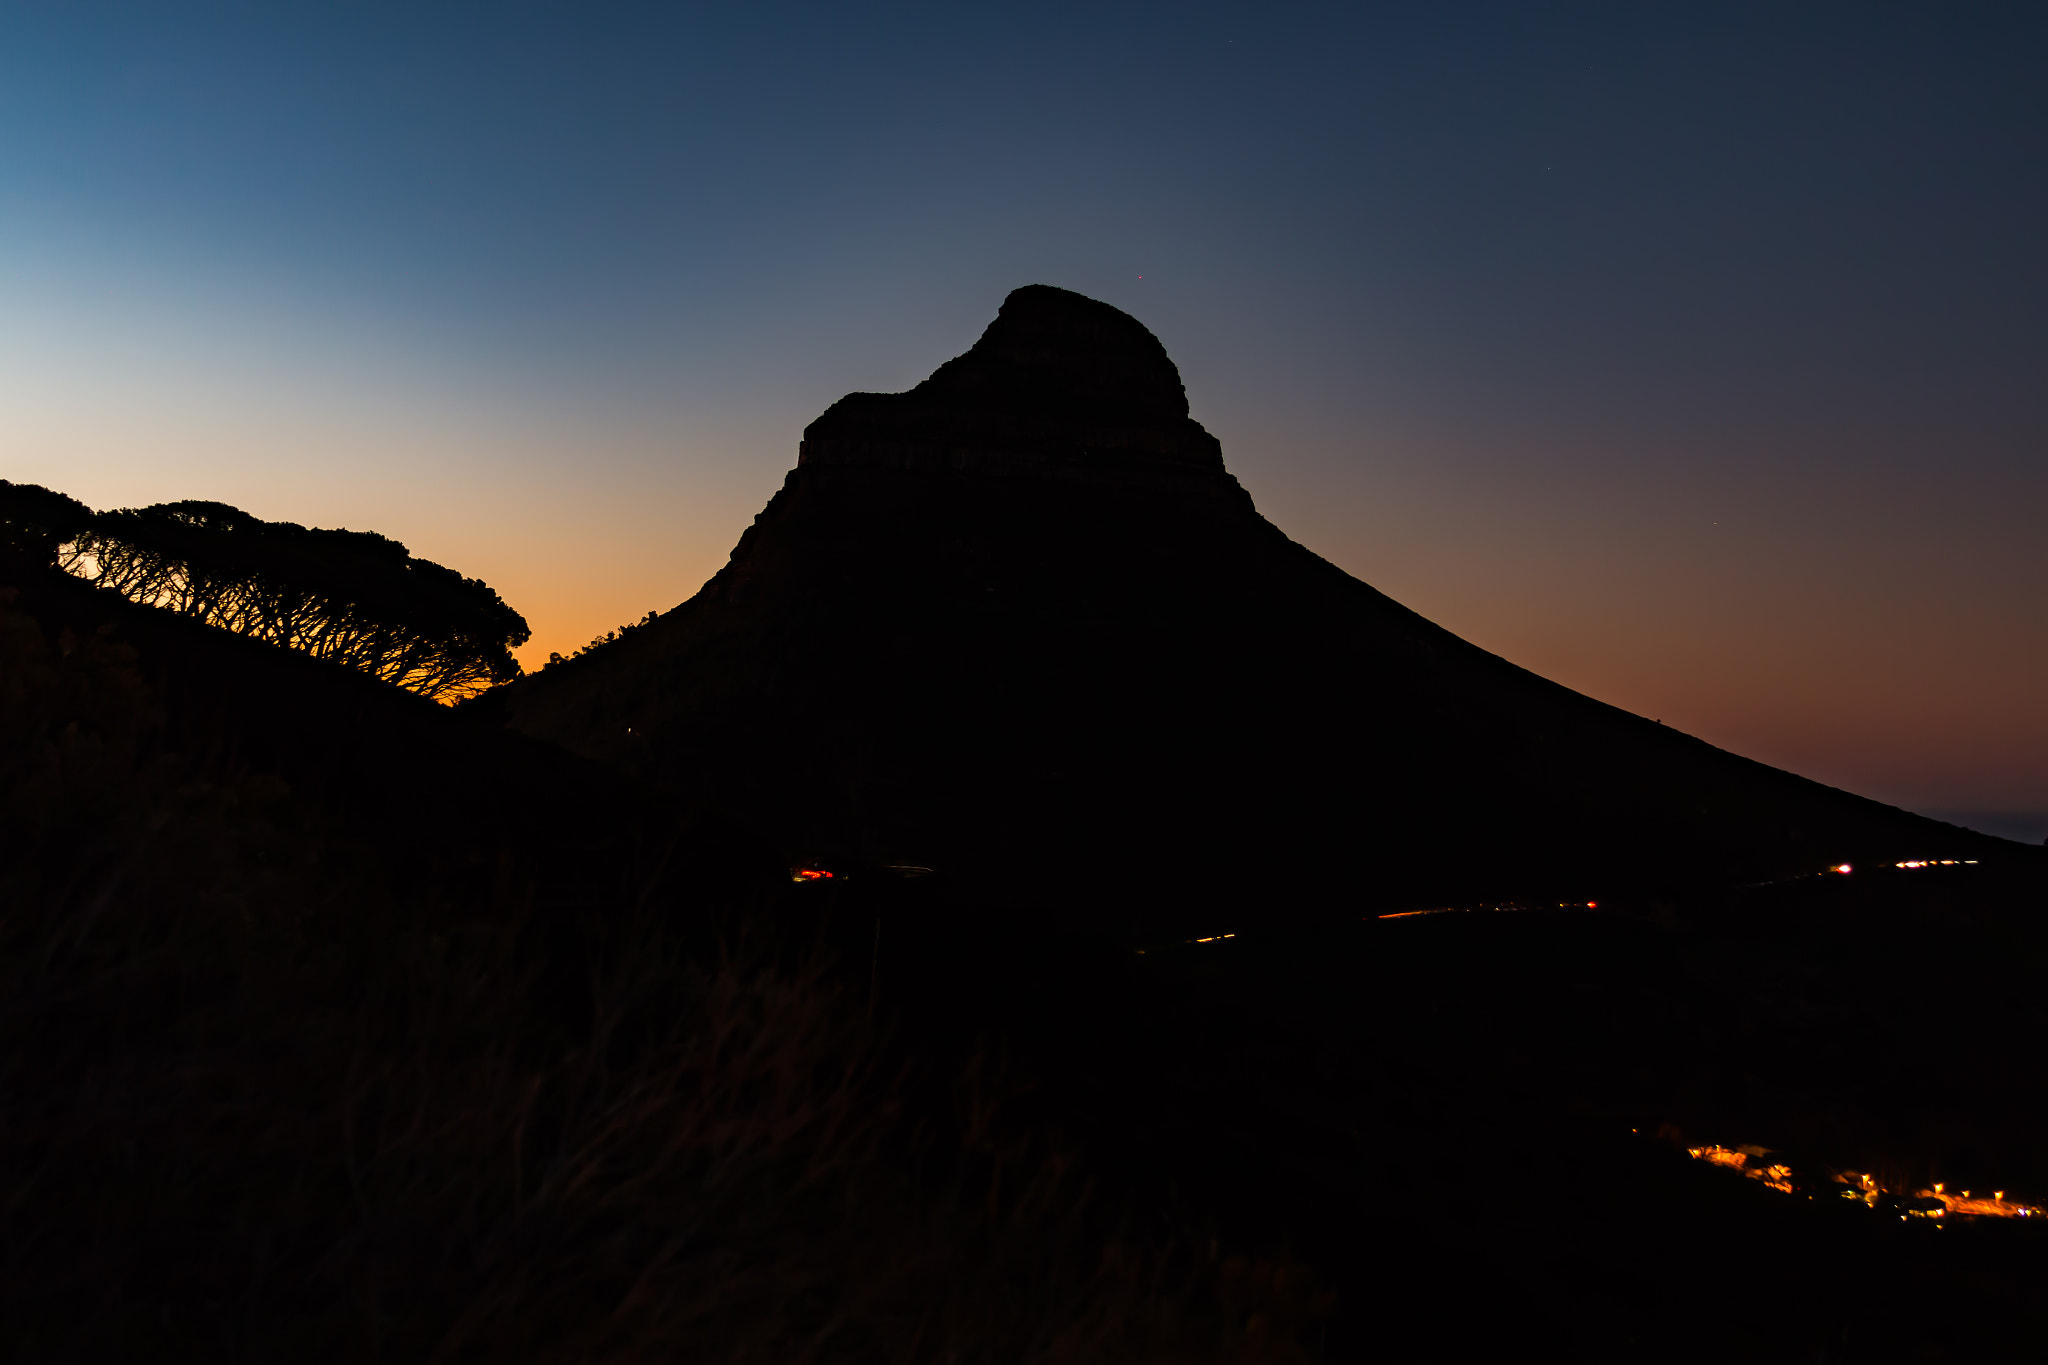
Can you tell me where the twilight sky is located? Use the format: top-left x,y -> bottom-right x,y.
1,1 -> 2042,838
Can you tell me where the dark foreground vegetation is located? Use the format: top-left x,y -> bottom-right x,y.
0,571 -> 1318,1363
8,563 -> 2048,1362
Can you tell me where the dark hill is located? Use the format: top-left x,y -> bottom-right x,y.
494,285 -> 2018,928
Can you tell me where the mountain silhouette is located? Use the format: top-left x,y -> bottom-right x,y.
494,285 -> 2012,927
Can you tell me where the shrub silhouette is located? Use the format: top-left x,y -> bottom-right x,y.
545,608 -> 661,669
6,484 -> 529,702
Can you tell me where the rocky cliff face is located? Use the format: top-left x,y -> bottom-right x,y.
495,286 -> 2008,928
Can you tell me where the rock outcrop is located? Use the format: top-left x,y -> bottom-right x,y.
494,285 -> 2011,928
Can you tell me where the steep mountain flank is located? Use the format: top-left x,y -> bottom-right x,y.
495,286 -> 2013,928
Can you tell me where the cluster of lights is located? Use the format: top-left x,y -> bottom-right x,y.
1822,859 -> 1983,876
1926,1182 -> 2034,1218
1685,1145 -> 1794,1194
790,868 -> 835,883
1685,1151 -> 2040,1221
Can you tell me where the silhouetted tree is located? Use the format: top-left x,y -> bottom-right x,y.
0,481 -> 93,572
61,496 -> 527,702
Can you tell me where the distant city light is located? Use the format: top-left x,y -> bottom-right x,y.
1682,1146 -> 2040,1219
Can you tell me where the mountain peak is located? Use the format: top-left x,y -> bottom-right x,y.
911,284 -> 1191,420
798,285 -> 1226,483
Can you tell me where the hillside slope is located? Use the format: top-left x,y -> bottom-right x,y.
494,286 -> 2017,926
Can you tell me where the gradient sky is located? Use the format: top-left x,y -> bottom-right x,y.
1,1 -> 2042,838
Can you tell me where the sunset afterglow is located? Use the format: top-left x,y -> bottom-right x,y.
0,5 -> 2039,838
